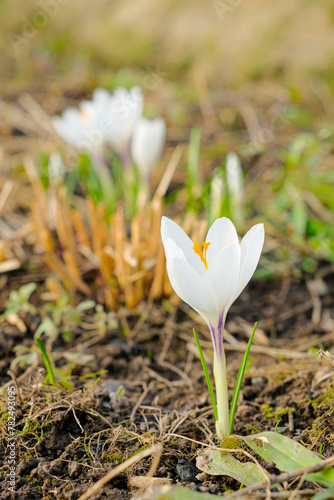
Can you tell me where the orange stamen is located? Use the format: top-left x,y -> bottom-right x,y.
80,110 -> 89,121
193,241 -> 211,269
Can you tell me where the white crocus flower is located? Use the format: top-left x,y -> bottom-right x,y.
52,96 -> 106,153
161,216 -> 265,437
105,86 -> 144,157
52,86 -> 144,162
131,117 -> 166,178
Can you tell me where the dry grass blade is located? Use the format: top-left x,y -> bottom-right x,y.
0,180 -> 14,216
153,144 -> 184,200
77,443 -> 163,500
21,158 -> 169,307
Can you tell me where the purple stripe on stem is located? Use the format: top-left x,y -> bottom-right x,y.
209,323 -> 217,355
210,311 -> 225,359
217,310 -> 225,358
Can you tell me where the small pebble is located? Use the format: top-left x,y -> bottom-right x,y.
252,377 -> 267,386
16,458 -> 39,475
192,483 -> 207,492
31,463 -> 50,478
177,459 -> 199,483
269,426 -> 287,433
242,386 -> 258,399
237,404 -> 254,419
198,395 -> 208,407
49,459 -> 65,476
68,462 -> 82,478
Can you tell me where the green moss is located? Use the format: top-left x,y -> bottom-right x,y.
106,452 -> 122,463
29,478 -> 42,488
129,444 -> 149,458
262,404 -> 295,420
310,385 -> 334,410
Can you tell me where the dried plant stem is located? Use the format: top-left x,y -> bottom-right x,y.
233,456 -> 334,497
77,443 -> 163,500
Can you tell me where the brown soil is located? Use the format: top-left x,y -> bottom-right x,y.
1,269 -> 334,499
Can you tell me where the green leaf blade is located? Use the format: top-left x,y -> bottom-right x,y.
229,322 -> 257,434
35,338 -> 56,386
244,431 -> 334,488
193,328 -> 218,422
196,450 -> 268,486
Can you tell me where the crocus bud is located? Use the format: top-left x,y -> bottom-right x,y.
105,86 -> 144,156
226,152 -> 244,228
210,168 -> 225,223
131,117 -> 166,178
47,152 -> 64,185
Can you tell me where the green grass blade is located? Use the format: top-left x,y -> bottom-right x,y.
36,338 -> 56,385
193,328 -> 218,421
83,432 -> 92,460
229,322 -> 257,435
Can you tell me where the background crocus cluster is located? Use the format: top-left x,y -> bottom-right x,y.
52,86 -> 166,179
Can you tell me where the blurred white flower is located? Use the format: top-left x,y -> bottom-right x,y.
104,86 -> 144,155
52,86 -> 144,156
47,152 -> 64,185
52,94 -> 106,153
226,152 -> 244,227
131,117 -> 166,178
210,168 -> 225,222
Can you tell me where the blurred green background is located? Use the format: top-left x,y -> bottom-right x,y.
1,0 -> 334,276
1,0 -> 334,95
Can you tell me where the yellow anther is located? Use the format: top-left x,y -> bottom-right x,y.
193,241 -> 211,269
80,110 -> 89,121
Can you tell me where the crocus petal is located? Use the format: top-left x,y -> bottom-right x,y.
53,105 -> 99,152
52,111 -> 86,150
79,100 -> 95,117
93,87 -> 111,105
106,86 -> 143,154
131,117 -> 166,177
166,257 -> 216,325
129,86 -> 144,107
61,107 -> 82,123
163,238 -> 187,261
161,216 -> 203,275
205,217 -> 239,265
206,244 -> 240,317
226,152 -> 243,201
233,223 -> 265,301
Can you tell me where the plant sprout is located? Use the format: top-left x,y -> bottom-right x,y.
131,117 -> 166,178
226,152 -> 244,229
131,116 -> 166,208
161,216 -> 264,438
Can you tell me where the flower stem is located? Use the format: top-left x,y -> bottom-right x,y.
213,348 -> 230,438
